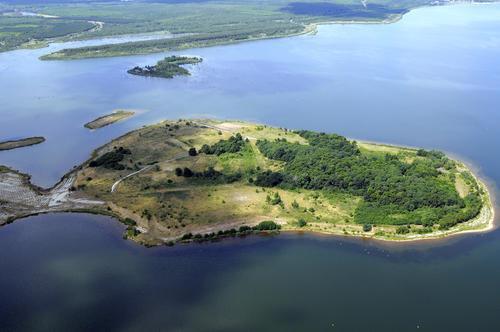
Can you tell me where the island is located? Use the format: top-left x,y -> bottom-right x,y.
127,56 -> 202,79
0,137 -> 45,151
0,119 -> 494,246
84,110 -> 135,129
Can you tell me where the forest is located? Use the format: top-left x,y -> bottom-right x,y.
255,131 -> 483,229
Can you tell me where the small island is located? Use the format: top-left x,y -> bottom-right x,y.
0,137 -> 45,151
84,110 -> 135,129
72,119 -> 493,245
127,56 -> 202,79
0,120 -> 494,246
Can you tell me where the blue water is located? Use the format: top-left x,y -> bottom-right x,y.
0,3 -> 500,331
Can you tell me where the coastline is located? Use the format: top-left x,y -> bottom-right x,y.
33,4 -> 437,61
2,2 -> 497,60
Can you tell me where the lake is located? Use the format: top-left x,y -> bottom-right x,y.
0,3 -> 500,331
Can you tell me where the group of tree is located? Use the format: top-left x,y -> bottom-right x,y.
175,166 -> 241,184
179,221 -> 281,243
199,133 -> 246,155
89,146 -> 131,170
254,131 -> 482,229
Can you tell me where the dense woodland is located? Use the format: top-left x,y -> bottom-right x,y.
253,132 -> 483,229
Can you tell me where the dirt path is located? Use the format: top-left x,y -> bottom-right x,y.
111,152 -> 188,193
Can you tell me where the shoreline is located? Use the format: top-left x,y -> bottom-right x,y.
2,2 -> 497,59
33,2 -> 471,61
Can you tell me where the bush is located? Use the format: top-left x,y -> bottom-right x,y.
255,171 -> 283,187
298,219 -> 307,227
239,226 -> 252,233
266,192 -> 282,205
362,224 -> 372,232
396,226 -> 410,234
199,133 -> 245,155
253,221 -> 281,231
123,218 -> 137,227
188,147 -> 197,156
183,167 -> 194,177
181,233 -> 193,240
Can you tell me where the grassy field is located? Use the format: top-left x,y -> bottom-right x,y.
1,0 -> 434,57
72,119 -> 492,245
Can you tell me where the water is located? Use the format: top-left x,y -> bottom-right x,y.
0,3 -> 500,331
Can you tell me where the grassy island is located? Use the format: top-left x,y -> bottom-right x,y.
127,56 -> 202,79
64,119 -> 493,246
0,137 -> 45,151
84,110 -> 135,129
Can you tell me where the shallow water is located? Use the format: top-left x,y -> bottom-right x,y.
0,3 -> 500,331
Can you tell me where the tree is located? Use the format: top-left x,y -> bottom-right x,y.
183,167 -> 193,177
363,224 -> 372,232
188,147 -> 197,156
175,167 -> 183,176
253,221 -> 281,231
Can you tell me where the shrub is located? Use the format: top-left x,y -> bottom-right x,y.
123,218 -> 137,227
181,233 -> 193,240
253,221 -> 281,231
362,224 -> 372,232
200,133 -> 245,155
255,171 -> 283,187
239,226 -> 252,233
183,167 -> 194,177
396,226 -> 410,234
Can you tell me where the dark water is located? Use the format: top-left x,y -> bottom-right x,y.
1,213 -> 500,331
1,4 -> 500,331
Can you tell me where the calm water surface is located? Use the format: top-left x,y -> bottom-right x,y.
1,4 -> 500,331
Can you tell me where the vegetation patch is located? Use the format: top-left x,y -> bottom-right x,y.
127,56 -> 202,79
281,2 -> 406,19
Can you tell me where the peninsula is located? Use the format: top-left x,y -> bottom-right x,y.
84,110 -> 135,129
0,120 -> 494,246
127,56 -> 202,79
0,137 -> 45,151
